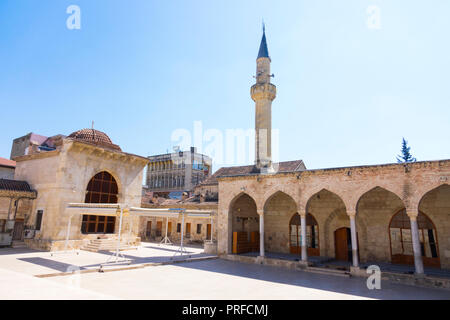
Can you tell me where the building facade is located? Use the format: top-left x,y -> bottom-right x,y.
145,147 -> 212,194
12,129 -> 148,251
0,157 -> 15,180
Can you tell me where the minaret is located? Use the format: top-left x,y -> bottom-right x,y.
251,25 -> 276,172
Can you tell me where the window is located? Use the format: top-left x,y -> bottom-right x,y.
177,223 -> 181,233
0,219 -> 6,232
35,210 -> 43,231
81,215 -> 115,234
197,224 -> 202,234
84,171 -> 118,204
289,213 -> 319,255
82,172 -> 118,234
390,209 -> 439,265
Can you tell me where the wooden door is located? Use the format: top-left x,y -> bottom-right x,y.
13,220 -> 24,241
207,224 -> 212,240
146,221 -> 152,238
167,222 -> 172,236
156,221 -> 162,237
186,223 -> 191,238
335,227 -> 350,261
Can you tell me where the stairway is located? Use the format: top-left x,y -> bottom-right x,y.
11,241 -> 27,249
81,237 -> 132,252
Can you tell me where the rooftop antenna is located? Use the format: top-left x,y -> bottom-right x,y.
91,121 -> 94,129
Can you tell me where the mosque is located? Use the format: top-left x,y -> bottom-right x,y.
0,28 -> 449,281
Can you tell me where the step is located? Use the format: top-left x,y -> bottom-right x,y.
11,241 -> 27,248
306,267 -> 351,278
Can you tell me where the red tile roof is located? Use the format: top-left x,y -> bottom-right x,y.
0,157 -> 16,168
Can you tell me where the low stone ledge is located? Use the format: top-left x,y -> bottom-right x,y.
381,271 -> 450,290
204,241 -> 217,255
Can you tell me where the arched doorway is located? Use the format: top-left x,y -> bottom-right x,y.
264,191 -> 297,254
229,193 -> 259,254
356,186 -> 405,264
289,213 -> 320,256
81,171 -> 118,234
389,209 -> 440,268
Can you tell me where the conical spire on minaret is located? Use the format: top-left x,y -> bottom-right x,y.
257,23 -> 270,60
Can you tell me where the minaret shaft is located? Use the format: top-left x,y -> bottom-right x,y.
251,29 -> 276,170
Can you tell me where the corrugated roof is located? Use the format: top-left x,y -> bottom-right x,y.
0,179 -> 33,192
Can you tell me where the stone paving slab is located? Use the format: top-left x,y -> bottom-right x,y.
44,259 -> 450,300
0,242 -> 208,276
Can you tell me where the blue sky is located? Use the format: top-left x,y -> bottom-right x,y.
0,0 -> 449,172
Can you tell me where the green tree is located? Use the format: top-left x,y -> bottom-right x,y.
396,138 -> 417,163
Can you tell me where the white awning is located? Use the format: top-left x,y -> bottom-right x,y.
66,203 -> 214,219
66,203 -> 120,216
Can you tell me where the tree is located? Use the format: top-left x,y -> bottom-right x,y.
396,138 -> 417,163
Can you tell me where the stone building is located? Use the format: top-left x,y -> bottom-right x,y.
0,179 -> 36,246
0,157 -> 15,180
213,28 -> 450,276
12,128 -> 148,251
145,147 -> 212,196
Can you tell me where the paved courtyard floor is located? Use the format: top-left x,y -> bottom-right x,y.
0,243 -> 449,300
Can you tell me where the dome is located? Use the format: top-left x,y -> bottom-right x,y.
68,129 -> 121,151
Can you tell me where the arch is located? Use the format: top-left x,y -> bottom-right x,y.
229,192 -> 259,255
307,189 -> 348,259
81,171 -> 119,234
356,186 -> 405,263
356,186 -> 405,215
389,209 -> 440,268
263,191 -> 298,254
417,183 -> 449,269
84,171 -> 119,204
289,213 -> 320,256
262,188 -> 298,211
305,188 -> 347,213
418,183 -> 450,210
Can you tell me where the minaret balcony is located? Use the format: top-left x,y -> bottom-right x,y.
251,83 -> 277,101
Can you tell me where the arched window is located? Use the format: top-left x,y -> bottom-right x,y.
289,213 -> 319,256
81,171 -> 118,234
84,171 -> 118,204
389,209 -> 440,267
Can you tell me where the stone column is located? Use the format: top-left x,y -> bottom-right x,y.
349,212 -> 359,268
300,214 -> 307,262
408,212 -> 424,275
258,209 -> 264,258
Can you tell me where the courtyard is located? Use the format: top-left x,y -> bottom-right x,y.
0,243 -> 449,300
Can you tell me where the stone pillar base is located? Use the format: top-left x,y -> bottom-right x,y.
350,266 -> 367,277
297,261 -> 309,269
256,256 -> 265,264
414,273 -> 426,279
